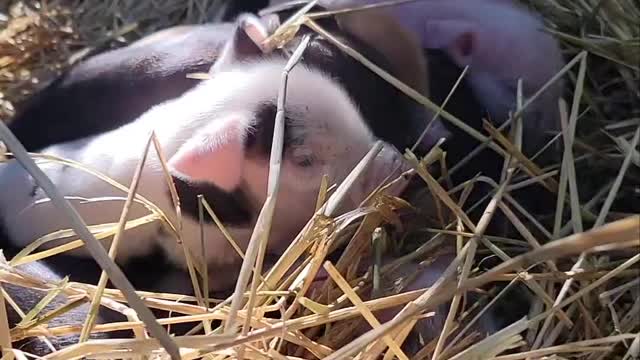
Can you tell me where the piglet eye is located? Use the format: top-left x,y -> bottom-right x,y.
291,147 -> 315,168
296,156 -> 314,168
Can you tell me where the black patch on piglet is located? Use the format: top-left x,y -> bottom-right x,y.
285,23 -> 430,157
425,49 -> 500,183
221,0 -> 270,21
171,176 -> 252,226
1,260 -> 127,357
246,102 -> 297,157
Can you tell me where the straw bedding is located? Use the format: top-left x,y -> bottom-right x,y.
0,0 -> 638,359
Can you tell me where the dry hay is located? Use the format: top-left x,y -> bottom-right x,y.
0,0 -> 231,122
0,0 -> 639,359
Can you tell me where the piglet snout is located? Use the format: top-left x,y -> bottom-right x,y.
350,143 -> 411,208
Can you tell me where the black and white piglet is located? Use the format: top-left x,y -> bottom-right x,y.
2,2 -> 515,295
8,4 -> 431,157
0,14 -> 416,293
278,0 -> 566,156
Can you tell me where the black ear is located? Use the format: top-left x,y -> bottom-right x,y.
220,0 -> 270,22
258,0 -> 338,32
210,14 -> 268,74
258,0 -> 328,17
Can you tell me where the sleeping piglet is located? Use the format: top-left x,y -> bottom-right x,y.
0,14 -> 412,293
8,4 -> 430,157
272,0 -> 566,156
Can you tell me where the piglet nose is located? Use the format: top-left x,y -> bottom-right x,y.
355,143 -> 412,205
381,146 -> 413,198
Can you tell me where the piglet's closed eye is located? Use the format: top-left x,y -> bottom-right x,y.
168,116 -> 247,191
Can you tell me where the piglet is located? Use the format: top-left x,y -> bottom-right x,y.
274,0 -> 565,156
9,4 -> 430,157
0,14 -> 412,293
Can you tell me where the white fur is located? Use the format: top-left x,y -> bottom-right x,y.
0,58 -> 409,290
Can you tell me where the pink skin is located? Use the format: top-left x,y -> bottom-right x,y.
169,116 -> 247,192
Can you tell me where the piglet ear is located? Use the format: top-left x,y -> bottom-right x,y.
168,117 -> 247,191
210,14 -> 269,74
423,19 -> 476,66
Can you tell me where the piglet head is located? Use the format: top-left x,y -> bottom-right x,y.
324,0 -> 564,157
412,2 -> 565,156
159,14 -> 408,264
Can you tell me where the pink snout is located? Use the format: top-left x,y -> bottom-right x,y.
350,142 -> 412,208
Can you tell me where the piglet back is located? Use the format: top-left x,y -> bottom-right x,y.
425,48 -> 503,183
9,23 -> 233,152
